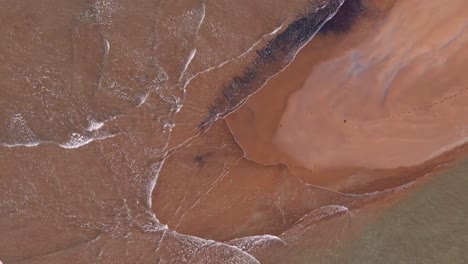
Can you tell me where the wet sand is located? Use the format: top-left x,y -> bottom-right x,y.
155,0 -> 468,260
1,0 -> 468,263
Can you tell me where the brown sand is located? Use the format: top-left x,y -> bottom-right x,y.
1,0 -> 468,263
226,0 -> 468,192
0,1 -> 354,263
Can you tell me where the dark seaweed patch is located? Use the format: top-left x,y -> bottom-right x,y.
320,0 -> 365,34
272,4 -> 335,53
194,152 -> 212,167
200,0 -> 343,129
256,45 -> 274,60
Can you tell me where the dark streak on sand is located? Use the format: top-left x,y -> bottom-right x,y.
199,0 -> 347,129
194,152 -> 213,167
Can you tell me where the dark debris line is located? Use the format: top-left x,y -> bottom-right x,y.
199,0 -> 363,129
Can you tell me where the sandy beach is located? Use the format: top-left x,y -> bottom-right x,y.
1,0 -> 468,263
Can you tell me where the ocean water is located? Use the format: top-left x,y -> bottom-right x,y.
329,158 -> 468,264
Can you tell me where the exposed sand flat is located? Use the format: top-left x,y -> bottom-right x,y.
227,0 -> 468,191
226,0 -> 396,166
277,0 -> 468,169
